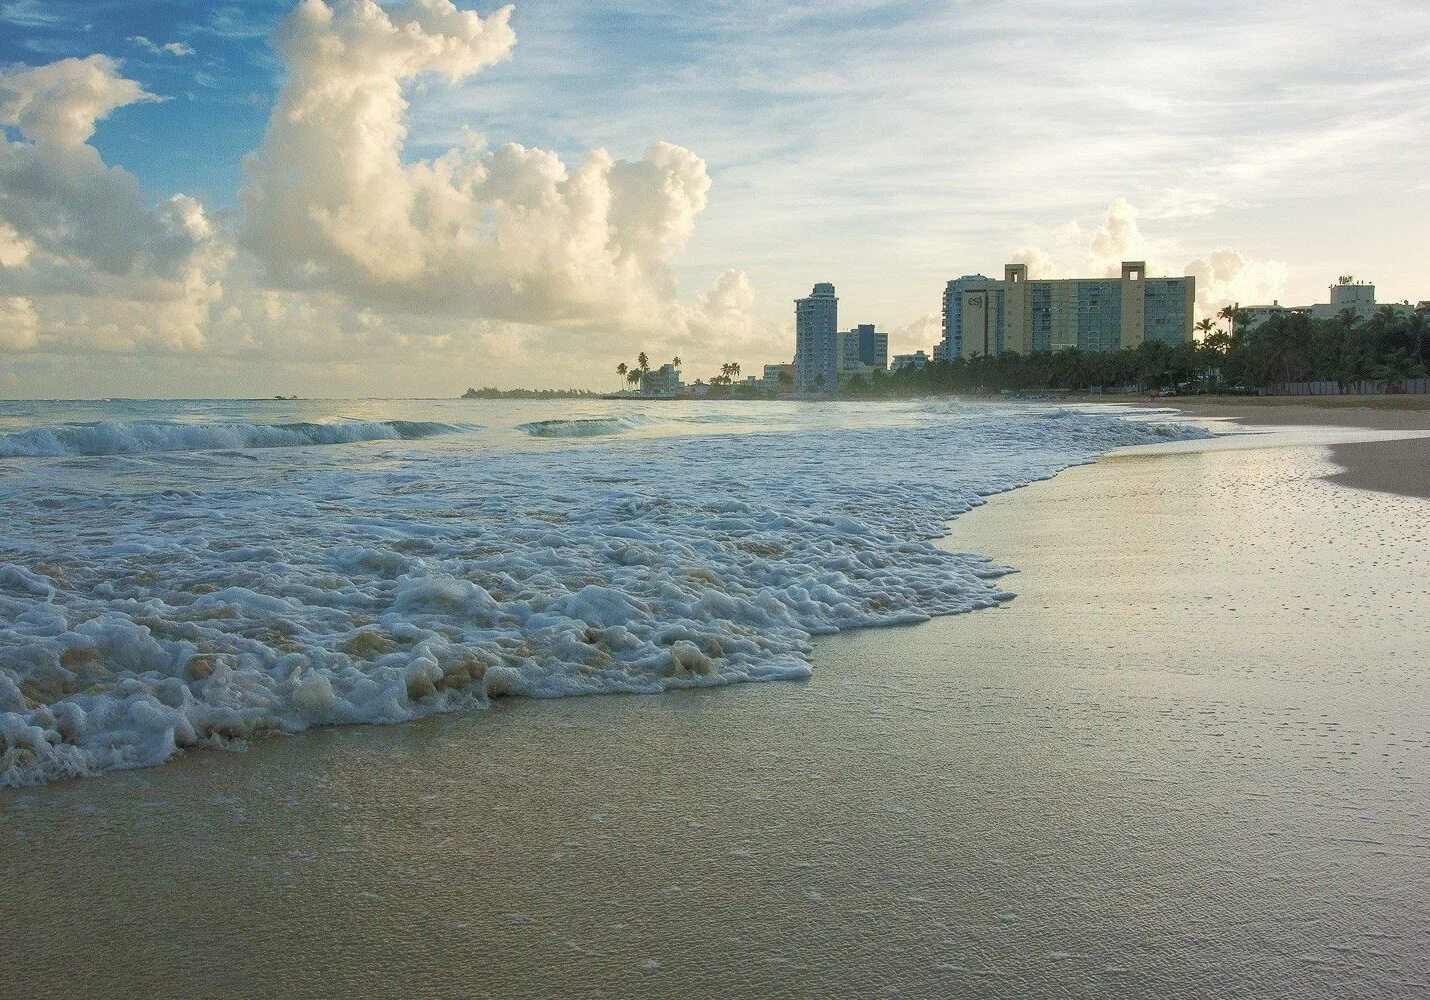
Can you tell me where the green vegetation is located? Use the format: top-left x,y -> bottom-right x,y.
461,387 -> 598,399
842,307 -> 1428,398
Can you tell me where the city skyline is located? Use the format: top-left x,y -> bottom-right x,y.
1,0 -> 1428,397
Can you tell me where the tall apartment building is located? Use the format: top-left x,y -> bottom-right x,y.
940,275 -> 993,358
942,262 -> 1195,359
795,282 -> 839,390
837,323 -> 889,372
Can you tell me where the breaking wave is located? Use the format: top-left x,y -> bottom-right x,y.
0,406 -> 1212,787
0,420 -> 470,458
516,413 -> 661,437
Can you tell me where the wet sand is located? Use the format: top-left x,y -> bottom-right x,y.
3,426 -> 1429,998
1127,395 -> 1430,500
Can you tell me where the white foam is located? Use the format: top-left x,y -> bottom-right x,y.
0,419 -> 468,457
0,405 -> 1211,787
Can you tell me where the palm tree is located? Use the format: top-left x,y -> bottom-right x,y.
671,356 -> 682,369
637,351 -> 650,372
719,362 -> 732,381
626,369 -> 642,389
1406,312 -> 1428,366
1195,318 -> 1215,341
729,362 -> 740,381
1205,331 -> 1232,355
616,362 -> 627,391
1218,304 -> 1237,338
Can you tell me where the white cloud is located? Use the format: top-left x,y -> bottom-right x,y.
1,1 -> 71,30
241,0 -> 735,341
0,4 -> 766,383
0,56 -> 227,353
886,310 -> 940,357
1087,197 -> 1147,276
0,220 -> 31,267
1010,246 -> 1063,280
0,54 -> 156,147
131,36 -> 196,57
1010,198 -> 1290,322
1185,249 -> 1289,315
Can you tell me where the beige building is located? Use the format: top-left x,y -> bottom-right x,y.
948,262 -> 1195,359
1241,277 -> 1417,331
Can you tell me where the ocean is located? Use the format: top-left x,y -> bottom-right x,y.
0,397 -> 1210,787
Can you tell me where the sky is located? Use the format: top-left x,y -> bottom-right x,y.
1,0 -> 1427,398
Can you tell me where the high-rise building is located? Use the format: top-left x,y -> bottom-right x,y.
795,283 -> 839,390
940,275 -> 993,359
949,262 -> 1195,359
837,323 -> 889,373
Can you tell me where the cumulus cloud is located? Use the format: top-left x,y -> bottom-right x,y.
1011,197 -> 1288,321
1087,197 -> 1147,275
1010,246 -> 1063,280
1011,203 -> 1152,280
0,55 -> 156,147
1185,249 -> 1288,315
0,2 -> 762,379
887,311 -> 941,357
0,55 -> 227,352
242,0 -> 725,333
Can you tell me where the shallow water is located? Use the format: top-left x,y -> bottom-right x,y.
1,397 -> 1209,786
2,436 -> 1424,997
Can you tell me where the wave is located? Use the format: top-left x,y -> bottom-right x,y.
0,409 -> 1213,788
674,412 -> 777,425
516,413 -> 661,437
0,420 -> 470,458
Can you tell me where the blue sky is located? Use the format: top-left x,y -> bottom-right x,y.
1,0 -> 1428,395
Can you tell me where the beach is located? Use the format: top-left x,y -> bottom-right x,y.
3,399 -> 1429,998
1129,394 -> 1430,499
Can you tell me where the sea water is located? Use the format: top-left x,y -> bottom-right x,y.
0,397 -> 1210,787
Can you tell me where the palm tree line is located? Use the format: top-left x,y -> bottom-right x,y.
614,354 -> 749,391
610,303 -> 1427,397
839,305 -> 1428,398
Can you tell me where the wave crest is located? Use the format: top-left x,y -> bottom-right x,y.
516,414 -> 660,437
0,420 -> 469,457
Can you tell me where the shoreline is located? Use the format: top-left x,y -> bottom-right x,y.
2,406 -> 1427,997
1120,394 -> 1430,500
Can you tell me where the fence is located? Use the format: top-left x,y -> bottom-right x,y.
1269,378 -> 1428,396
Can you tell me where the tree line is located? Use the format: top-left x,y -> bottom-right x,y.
615,354 -> 757,392
840,305 -> 1428,397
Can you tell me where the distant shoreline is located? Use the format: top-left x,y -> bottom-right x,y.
1126,394 -> 1430,501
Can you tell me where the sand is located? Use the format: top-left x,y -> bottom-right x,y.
2,417 -> 1428,998
1128,395 -> 1430,500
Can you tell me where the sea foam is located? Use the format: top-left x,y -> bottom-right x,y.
0,405 -> 1210,787
0,419 -> 468,457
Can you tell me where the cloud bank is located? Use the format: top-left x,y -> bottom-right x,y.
0,55 -> 227,352
0,0 -> 767,387
1013,198 -> 1287,316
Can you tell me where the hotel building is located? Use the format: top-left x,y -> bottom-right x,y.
1240,277 -> 1418,332
795,282 -> 840,390
837,323 -> 889,373
942,262 -> 1195,359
